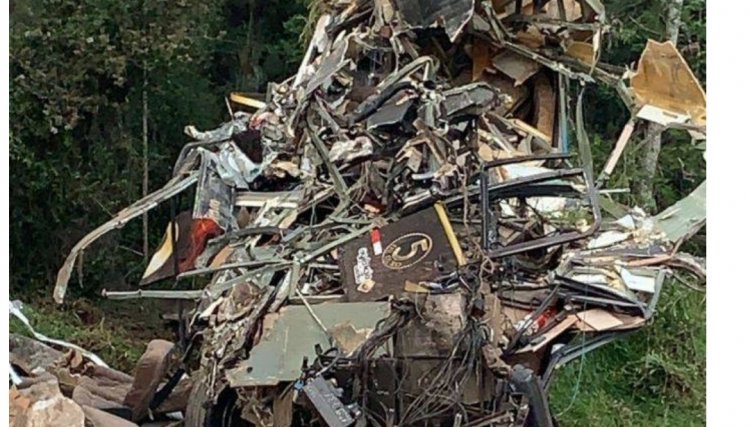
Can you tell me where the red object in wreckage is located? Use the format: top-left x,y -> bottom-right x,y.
178,218 -> 223,273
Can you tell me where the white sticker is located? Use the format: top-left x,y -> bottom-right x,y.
353,247 -> 374,289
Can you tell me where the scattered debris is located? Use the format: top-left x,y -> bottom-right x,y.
14,0 -> 707,426
123,340 -> 177,422
11,377 -> 85,427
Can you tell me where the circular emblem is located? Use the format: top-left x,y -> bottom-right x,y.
382,233 -> 433,270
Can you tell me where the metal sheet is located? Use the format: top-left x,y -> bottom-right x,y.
338,205 -> 465,302
492,50 -> 542,86
395,0 -> 474,42
226,302 -> 390,387
53,172 -> 199,304
630,40 -> 706,127
194,155 -> 235,230
441,82 -> 501,119
655,180 -> 706,243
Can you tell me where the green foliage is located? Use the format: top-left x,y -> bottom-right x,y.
555,2 -> 707,423
550,282 -> 706,426
9,0 -> 310,293
9,0 -> 217,290
212,0 -> 309,92
587,1 -> 706,211
602,0 -> 705,84
10,297 -> 172,371
680,0 -> 707,84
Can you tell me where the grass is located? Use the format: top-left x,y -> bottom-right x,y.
10,290 -> 174,372
549,282 -> 706,426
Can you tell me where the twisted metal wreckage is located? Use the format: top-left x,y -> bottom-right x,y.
11,0 -> 707,426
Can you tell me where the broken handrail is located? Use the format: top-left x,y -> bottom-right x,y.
507,15 -> 608,32
176,259 -> 286,280
484,89 -> 604,262
444,168 -> 585,207
479,153 -> 574,249
101,289 -> 205,300
54,171 -> 199,304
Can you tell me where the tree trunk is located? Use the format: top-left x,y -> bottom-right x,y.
142,68 -> 149,261
141,0 -> 150,262
635,0 -> 683,212
634,124 -> 663,212
665,0 -> 684,45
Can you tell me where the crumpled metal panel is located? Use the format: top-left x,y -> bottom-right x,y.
193,153 -> 235,231
630,40 -> 706,128
226,302 -> 390,387
215,142 -> 263,189
394,0 -> 474,42
656,180 -> 706,243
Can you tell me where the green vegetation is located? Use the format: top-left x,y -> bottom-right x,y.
550,283 -> 706,426
548,2 -> 707,423
10,296 -> 172,372
9,0 -> 706,424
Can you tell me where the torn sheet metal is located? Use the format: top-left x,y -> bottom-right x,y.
54,172 -> 199,303
329,136 -> 374,163
140,211 -> 192,286
226,302 -> 390,387
656,180 -> 706,243
215,141 -> 263,189
235,189 -> 305,209
615,266 -> 660,294
442,82 -> 504,119
565,41 -> 595,66
305,36 -> 354,96
366,93 -> 415,129
184,112 -> 250,142
629,40 -> 706,128
636,104 -> 690,127
292,14 -> 332,89
492,50 -> 542,86
193,154 -> 235,230
394,0 -> 474,42
46,0 -> 708,425
140,210 -> 223,286
586,231 -> 631,249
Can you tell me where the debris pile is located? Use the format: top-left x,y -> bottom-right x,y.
10,301 -> 189,427
13,0 -> 706,426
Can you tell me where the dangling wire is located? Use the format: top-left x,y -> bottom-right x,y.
557,85 -> 598,416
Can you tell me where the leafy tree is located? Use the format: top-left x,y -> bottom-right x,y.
10,0 -> 226,291
587,0 -> 705,212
